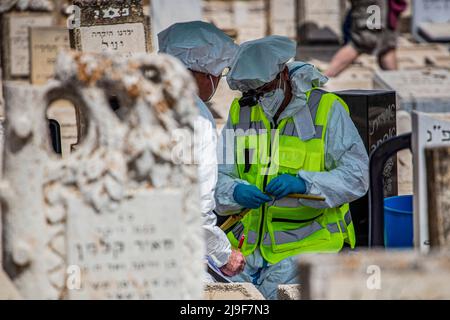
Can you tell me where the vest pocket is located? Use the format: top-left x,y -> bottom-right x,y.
265,208 -> 331,253
277,143 -> 306,172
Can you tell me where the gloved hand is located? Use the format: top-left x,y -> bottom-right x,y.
220,249 -> 246,277
233,183 -> 272,209
265,174 -> 306,200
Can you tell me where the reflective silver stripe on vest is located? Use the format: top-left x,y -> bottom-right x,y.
263,221 -> 323,246
246,230 -> 258,244
231,222 -> 245,240
272,197 -> 300,208
339,220 -> 346,232
239,106 -> 251,124
263,221 -> 343,246
344,211 -> 352,225
282,122 -> 298,137
314,125 -> 324,139
327,223 -> 340,234
308,89 -> 325,121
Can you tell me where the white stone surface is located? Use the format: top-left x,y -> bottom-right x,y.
299,251 -> 450,299
150,0 -> 202,51
3,12 -> 54,78
412,112 -> 450,253
374,70 -> 450,113
412,0 -> 450,40
1,51 -> 203,299
79,23 -> 147,57
204,283 -> 265,300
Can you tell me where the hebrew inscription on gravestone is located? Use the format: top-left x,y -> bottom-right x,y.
70,0 -> 151,56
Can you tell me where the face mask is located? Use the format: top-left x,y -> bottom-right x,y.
205,75 -> 218,102
258,77 -> 285,118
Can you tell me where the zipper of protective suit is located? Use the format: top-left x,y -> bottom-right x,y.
258,119 -> 278,248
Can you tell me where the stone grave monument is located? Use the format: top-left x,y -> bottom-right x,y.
412,112 -> 450,252
1,50 -> 204,300
69,0 -> 151,56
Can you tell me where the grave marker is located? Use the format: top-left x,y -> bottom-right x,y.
70,0 -> 151,56
374,70 -> 450,113
412,112 -> 450,252
1,51 -> 202,299
296,0 -> 345,44
425,146 -> 450,249
1,12 -> 54,80
30,27 -> 70,85
299,251 -> 450,299
412,0 -> 450,41
336,90 -> 397,246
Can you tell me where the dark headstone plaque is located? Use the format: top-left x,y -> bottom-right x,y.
335,90 -> 398,247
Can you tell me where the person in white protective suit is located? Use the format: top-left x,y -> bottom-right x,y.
158,21 -> 245,279
215,36 -> 369,299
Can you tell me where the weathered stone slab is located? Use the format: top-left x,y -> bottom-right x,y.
70,0 -> 151,56
150,0 -> 202,51
204,283 -> 265,300
46,99 -> 79,158
412,0 -> 450,41
277,284 -> 301,300
425,146 -> 450,249
299,251 -> 450,299
419,22 -> 450,42
374,70 -> 450,113
412,112 -> 450,252
270,0 -> 296,39
30,27 -> 70,85
68,189 -> 184,299
297,0 -> 345,44
1,12 -> 54,80
1,51 -> 202,299
0,269 -> 21,300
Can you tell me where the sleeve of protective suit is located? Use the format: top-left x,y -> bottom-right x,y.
214,116 -> 251,215
195,98 -> 231,267
297,100 -> 369,209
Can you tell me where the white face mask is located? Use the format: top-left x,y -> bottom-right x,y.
205,75 -> 218,102
258,77 -> 285,118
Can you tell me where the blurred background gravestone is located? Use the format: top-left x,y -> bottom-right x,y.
412,0 -> 450,42
298,251 -> 450,299
412,112 -> 450,252
0,1 -> 55,81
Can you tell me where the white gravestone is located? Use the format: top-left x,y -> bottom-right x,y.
374,69 -> 450,113
412,111 -> 450,253
150,0 -> 202,51
1,51 -> 203,299
30,27 -> 71,85
1,12 -> 54,80
412,0 -> 450,41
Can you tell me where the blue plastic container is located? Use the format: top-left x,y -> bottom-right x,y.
384,195 -> 413,248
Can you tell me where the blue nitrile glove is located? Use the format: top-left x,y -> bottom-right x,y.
265,174 -> 307,200
233,184 -> 272,209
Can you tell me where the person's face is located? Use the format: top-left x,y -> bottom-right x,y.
191,71 -> 221,102
254,66 -> 289,97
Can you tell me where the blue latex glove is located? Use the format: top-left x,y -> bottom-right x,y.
233,184 -> 272,209
265,174 -> 306,200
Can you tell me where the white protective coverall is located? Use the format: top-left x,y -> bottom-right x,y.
158,21 -> 238,272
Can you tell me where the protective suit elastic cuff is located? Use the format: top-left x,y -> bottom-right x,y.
209,249 -> 232,268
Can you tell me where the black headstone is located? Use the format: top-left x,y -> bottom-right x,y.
335,90 -> 398,247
